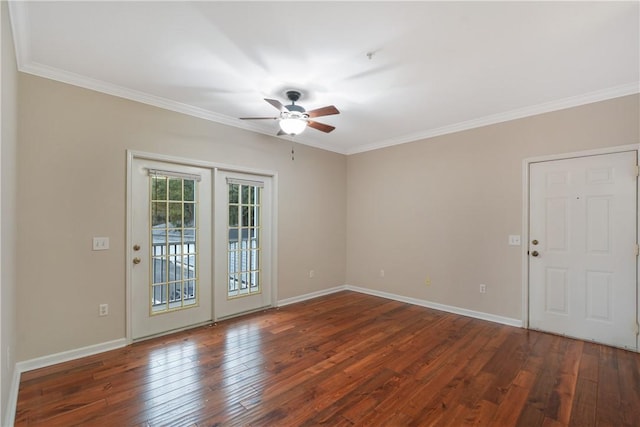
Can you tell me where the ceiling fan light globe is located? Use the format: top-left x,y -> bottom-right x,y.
279,118 -> 307,135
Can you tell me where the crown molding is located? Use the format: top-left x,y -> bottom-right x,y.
8,0 -> 346,154
15,57 -> 638,158
17,59 -> 349,154
20,60 -> 270,131
9,0 -> 636,158
345,82 -> 639,155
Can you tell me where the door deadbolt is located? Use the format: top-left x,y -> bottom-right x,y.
531,239 -> 539,245
133,244 -> 141,251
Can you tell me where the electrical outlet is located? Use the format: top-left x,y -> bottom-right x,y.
99,304 -> 109,316
380,269 -> 385,277
309,270 -> 314,278
479,284 -> 486,294
425,276 -> 431,286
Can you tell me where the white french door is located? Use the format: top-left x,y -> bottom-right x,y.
214,170 -> 273,319
130,158 -> 212,340
528,151 -> 638,349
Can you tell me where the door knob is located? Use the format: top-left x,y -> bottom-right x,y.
133,257 -> 141,264
531,251 -> 539,257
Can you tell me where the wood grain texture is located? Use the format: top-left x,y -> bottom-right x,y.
15,291 -> 640,426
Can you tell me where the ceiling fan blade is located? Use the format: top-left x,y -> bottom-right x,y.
276,129 -> 287,136
264,98 -> 287,112
306,105 -> 340,118
307,120 -> 336,133
239,117 -> 278,120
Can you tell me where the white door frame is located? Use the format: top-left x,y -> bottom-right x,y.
126,150 -> 279,344
521,144 -> 639,346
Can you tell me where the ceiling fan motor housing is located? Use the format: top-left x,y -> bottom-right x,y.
285,91 -> 306,113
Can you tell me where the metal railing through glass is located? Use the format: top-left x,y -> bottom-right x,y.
151,229 -> 197,312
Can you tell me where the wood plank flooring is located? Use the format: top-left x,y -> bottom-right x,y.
15,291 -> 640,426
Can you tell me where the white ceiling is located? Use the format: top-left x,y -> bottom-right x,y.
8,1 -> 639,155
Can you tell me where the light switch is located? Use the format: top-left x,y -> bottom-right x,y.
93,237 -> 110,251
508,235 -> 521,246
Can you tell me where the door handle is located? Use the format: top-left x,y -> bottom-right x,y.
133,257 -> 142,264
531,251 -> 539,257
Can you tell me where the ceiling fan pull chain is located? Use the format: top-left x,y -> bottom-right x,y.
291,143 -> 295,161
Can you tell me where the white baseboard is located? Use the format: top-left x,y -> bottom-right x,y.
6,338 -> 126,427
344,285 -> 523,328
14,288 -> 519,375
6,287 -> 520,425
15,338 -> 127,374
277,284 -> 522,328
277,285 -> 347,307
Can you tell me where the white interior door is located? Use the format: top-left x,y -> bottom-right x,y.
214,170 -> 273,320
529,151 -> 638,350
130,158 -> 212,340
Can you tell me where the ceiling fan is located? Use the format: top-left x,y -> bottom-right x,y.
240,90 -> 339,136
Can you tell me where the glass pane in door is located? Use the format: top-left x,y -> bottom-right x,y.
150,174 -> 199,313
227,182 -> 262,298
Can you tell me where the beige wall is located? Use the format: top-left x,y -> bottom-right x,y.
17,74 -> 347,361
346,94 -> 639,320
1,0 -> 19,422
13,60 -> 640,362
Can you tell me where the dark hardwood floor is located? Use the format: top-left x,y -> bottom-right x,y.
15,291 -> 640,426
